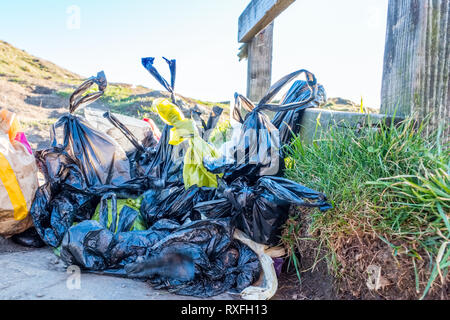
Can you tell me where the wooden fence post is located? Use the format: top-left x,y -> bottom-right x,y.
247,22 -> 274,102
381,0 -> 449,142
238,0 -> 295,102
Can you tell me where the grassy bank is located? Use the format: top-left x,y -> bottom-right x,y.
283,116 -> 449,299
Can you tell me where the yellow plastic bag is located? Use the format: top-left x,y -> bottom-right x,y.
0,108 -> 20,143
152,98 -> 221,189
0,110 -> 38,237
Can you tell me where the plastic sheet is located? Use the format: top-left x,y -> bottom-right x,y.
234,229 -> 278,300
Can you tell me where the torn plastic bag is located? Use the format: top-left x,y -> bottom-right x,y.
139,183 -> 216,227
60,216 -> 261,297
272,80 -> 326,146
204,70 -> 319,182
195,176 -> 332,246
152,98 -> 222,189
0,109 -> 38,237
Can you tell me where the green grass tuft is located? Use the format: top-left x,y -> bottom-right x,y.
283,115 -> 449,299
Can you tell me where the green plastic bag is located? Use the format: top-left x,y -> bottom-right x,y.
152,98 -> 222,189
92,195 -> 146,233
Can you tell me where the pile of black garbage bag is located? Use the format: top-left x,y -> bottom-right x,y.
26,57 -> 331,297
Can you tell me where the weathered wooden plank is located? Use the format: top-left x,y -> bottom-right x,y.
299,109 -> 403,145
238,43 -> 248,61
238,0 -> 294,43
381,0 -> 450,142
247,22 -> 274,102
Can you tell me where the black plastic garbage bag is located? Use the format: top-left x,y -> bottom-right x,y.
142,57 -> 176,103
60,213 -> 178,271
11,227 -> 46,248
190,105 -> 224,141
143,124 -> 185,185
195,176 -> 332,246
50,72 -> 130,188
60,217 -> 261,297
272,80 -> 326,146
30,72 -> 136,247
126,218 -> 261,297
102,111 -> 152,179
204,69 -> 320,182
141,57 -> 185,185
139,57 -> 226,187
30,181 -> 99,247
139,184 -> 216,227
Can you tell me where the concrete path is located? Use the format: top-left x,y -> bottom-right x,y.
0,237 -> 236,300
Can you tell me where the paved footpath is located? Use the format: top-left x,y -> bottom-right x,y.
0,237 -> 236,300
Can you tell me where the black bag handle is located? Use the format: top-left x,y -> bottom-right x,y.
142,57 -> 177,104
234,69 -> 318,116
232,93 -> 256,123
103,111 -> 145,153
99,192 -> 118,233
50,72 -> 107,149
256,69 -> 317,111
69,71 -> 107,114
204,106 -> 223,141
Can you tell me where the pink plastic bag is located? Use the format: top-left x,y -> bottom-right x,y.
143,118 -> 161,141
14,132 -> 33,155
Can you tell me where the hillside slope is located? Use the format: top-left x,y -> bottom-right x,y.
0,40 -> 229,149
0,40 -> 374,150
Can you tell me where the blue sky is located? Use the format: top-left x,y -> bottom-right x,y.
0,0 -> 388,108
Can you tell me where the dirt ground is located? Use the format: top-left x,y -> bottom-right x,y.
0,236 -> 239,300
0,234 -> 338,300
0,77 -> 109,149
